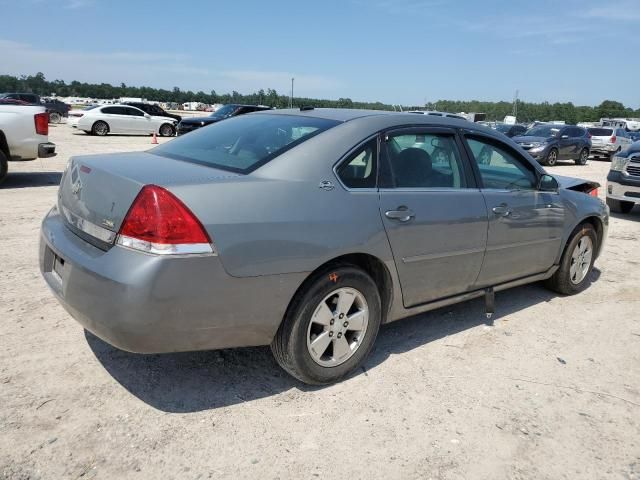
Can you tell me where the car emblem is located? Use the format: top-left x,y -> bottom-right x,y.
101,219 -> 115,229
318,180 -> 335,191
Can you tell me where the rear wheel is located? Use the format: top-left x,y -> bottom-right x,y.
49,111 -> 62,124
542,148 -> 558,166
159,123 -> 175,137
606,197 -> 635,214
544,223 -> 597,295
271,265 -> 382,385
92,121 -> 109,136
0,149 -> 8,185
575,148 -> 589,165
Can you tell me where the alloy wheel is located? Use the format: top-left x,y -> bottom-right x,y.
547,149 -> 558,166
306,287 -> 369,367
569,236 -> 593,284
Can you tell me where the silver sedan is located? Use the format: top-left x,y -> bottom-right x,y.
40,108 -> 608,384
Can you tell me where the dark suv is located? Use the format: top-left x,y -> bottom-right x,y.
177,104 -> 271,135
513,124 -> 591,166
123,102 -> 181,122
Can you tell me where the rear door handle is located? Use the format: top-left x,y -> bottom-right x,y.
385,206 -> 415,222
492,204 -> 512,217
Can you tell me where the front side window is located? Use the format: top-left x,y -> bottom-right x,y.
466,137 -> 537,190
337,139 -> 377,189
152,113 -> 339,173
385,133 -> 467,188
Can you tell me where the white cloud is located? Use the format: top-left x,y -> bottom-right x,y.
583,2 -> 640,21
0,39 -> 343,97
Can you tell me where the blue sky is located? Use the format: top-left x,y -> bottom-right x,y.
1,0 -> 638,107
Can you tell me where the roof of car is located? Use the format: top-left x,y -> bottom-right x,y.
254,108 -> 474,126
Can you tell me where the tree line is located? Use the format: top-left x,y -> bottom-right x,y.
1,72 -> 638,123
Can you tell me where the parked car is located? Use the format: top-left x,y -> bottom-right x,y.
74,104 -> 177,136
176,104 -> 271,135
513,124 -> 591,166
606,142 -> 640,213
493,123 -> 527,138
0,93 -> 70,123
0,102 -> 56,183
39,108 -> 608,384
123,102 -> 182,122
626,131 -> 640,143
588,127 -> 633,160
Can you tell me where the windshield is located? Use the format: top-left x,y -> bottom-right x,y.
524,125 -> 560,137
494,124 -> 511,133
210,105 -> 238,118
152,113 -> 339,173
588,128 -> 613,137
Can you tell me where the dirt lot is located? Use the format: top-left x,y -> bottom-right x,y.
1,125 -> 639,480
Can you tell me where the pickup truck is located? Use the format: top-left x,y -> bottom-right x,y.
0,93 -> 71,124
0,103 -> 56,184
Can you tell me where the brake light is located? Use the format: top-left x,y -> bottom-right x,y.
589,188 -> 599,197
610,136 -> 617,143
117,185 -> 214,255
34,112 -> 48,135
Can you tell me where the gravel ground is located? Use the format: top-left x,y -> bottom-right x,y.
1,125 -> 639,480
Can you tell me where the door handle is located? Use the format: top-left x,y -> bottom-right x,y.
492,204 -> 512,217
385,206 -> 415,222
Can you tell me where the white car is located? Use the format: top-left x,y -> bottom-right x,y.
587,127 -> 633,159
74,104 -> 177,136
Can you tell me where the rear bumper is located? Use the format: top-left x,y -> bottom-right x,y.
38,142 -> 56,158
39,207 -> 305,354
591,144 -> 618,155
607,170 -> 640,203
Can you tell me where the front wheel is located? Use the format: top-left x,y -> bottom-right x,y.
92,121 -> 109,136
542,148 -> 558,166
544,223 -> 597,295
49,111 -> 62,124
575,148 -> 589,165
606,197 -> 635,214
271,265 -> 382,385
159,123 -> 175,137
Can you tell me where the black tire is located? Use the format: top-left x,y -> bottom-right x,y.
48,111 -> 62,124
575,148 -> 589,165
544,223 -> 597,295
542,148 -> 558,166
91,121 -> 109,136
159,123 -> 175,137
0,149 -> 8,185
271,265 -> 382,385
606,197 -> 634,214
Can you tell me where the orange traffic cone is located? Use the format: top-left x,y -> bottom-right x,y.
151,132 -> 158,144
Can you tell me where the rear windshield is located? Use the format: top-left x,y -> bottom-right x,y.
151,113 -> 340,173
588,128 -> 613,136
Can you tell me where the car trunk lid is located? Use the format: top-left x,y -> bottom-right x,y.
58,152 -> 240,249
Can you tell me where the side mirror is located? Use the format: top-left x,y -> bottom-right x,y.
561,134 -> 569,139
538,174 -> 559,192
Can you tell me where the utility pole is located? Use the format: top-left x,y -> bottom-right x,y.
290,78 -> 294,109
513,89 -> 519,118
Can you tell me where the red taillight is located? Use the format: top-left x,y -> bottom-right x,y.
34,112 -> 48,135
610,136 -> 617,143
589,188 -> 599,197
119,185 -> 210,246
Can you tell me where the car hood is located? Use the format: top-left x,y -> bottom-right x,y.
513,136 -> 553,144
554,174 -> 600,191
180,116 -> 221,125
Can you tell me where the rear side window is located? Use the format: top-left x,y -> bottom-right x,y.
337,139 -> 377,189
385,133 -> 467,188
101,106 -> 121,114
152,114 -> 339,173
